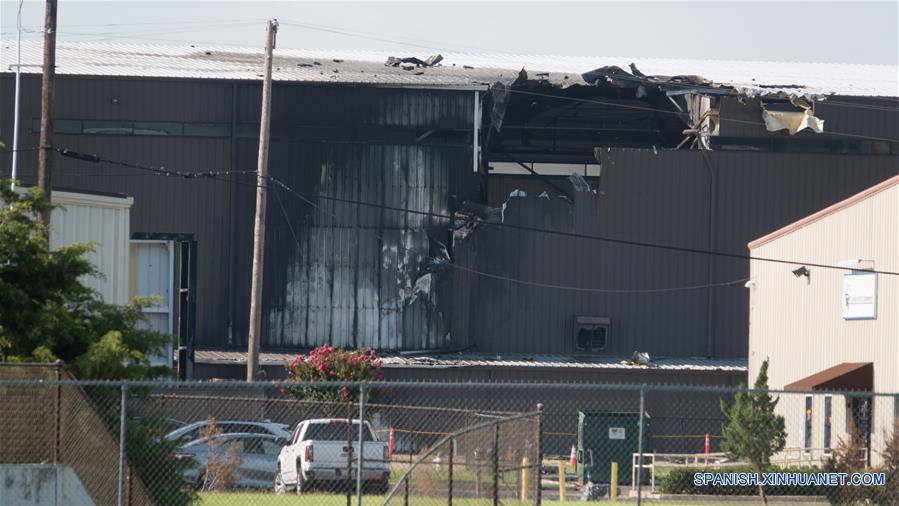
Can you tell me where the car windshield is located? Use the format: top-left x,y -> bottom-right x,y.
176,422 -> 283,443
304,422 -> 374,442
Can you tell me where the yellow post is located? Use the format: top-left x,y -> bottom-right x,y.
520,456 -> 529,501
558,461 -> 566,502
610,461 -> 618,503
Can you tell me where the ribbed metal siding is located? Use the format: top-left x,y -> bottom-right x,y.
261,143 -> 471,350
48,191 -> 132,304
748,184 -> 898,463
748,183 -> 899,391
460,149 -> 898,358
718,96 -> 899,145
0,75 -> 480,351
0,75 -> 235,348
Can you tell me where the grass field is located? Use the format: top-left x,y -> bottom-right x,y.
196,494 -> 584,505
195,492 -> 757,505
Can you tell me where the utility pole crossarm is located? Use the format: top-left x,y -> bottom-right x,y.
246,19 -> 278,382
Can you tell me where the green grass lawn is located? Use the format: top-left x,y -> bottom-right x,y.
195,492 -> 758,505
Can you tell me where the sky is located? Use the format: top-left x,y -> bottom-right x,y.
0,1 -> 897,65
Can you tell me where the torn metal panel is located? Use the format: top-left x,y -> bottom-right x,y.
568,173 -> 592,192
762,103 -> 825,135
385,54 -> 444,68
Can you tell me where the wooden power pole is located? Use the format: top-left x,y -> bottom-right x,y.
247,19 -> 278,381
37,0 -> 57,230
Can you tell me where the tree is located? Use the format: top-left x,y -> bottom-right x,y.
823,425 -> 870,504
720,359 -> 786,504
285,345 -> 384,416
0,182 -> 169,377
1,181 -> 194,505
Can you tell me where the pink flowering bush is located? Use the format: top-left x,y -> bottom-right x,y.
284,345 -> 384,409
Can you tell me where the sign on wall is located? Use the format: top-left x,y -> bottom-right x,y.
843,272 -> 877,320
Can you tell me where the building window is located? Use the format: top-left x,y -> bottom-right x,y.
824,395 -> 832,451
83,120 -> 133,135
30,118 -> 230,138
575,317 -> 609,352
183,123 -> 230,138
133,121 -> 183,136
804,395 -> 813,450
30,118 -> 82,134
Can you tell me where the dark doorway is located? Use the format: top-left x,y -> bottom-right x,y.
850,396 -> 873,467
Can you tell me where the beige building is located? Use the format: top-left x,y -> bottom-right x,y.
49,190 -> 134,304
748,174 -> 898,466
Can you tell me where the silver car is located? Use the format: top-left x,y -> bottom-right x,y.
166,420 -> 291,444
178,433 -> 288,490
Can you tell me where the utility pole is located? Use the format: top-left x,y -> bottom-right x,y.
11,0 -> 24,190
37,0 -> 57,230
247,18 -> 278,381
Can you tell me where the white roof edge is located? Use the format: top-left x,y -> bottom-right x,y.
2,40 -> 896,97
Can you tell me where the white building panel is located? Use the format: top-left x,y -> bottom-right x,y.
48,190 -> 133,305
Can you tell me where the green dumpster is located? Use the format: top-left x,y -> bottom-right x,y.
576,410 -> 651,486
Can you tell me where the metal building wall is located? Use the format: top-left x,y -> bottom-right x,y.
460,149 -> 898,357
228,84 -> 480,350
0,75 -> 481,351
718,96 -> 899,149
748,181 -> 898,464
748,182 -> 898,392
0,75 -> 235,348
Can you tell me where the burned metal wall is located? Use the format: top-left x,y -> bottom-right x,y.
463,149 -> 898,358
255,142 -> 473,350
231,86 -> 481,351
0,74 -> 481,351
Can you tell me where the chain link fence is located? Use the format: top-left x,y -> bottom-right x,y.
3,366 -> 899,505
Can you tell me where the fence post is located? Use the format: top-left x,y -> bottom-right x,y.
53,360 -> 61,464
403,474 -> 409,506
492,424 -> 500,506
117,383 -> 127,506
448,436 -> 454,505
356,384 -> 366,506
475,448 -> 482,498
636,384 -> 646,506
535,403 -> 543,505
346,398 -> 353,506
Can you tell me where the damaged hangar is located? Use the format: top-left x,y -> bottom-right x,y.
1,42 -> 897,380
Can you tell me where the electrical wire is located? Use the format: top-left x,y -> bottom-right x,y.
0,147 -> 42,155
50,147 -> 899,277
39,148 -> 759,293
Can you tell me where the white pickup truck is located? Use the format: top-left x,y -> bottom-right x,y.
275,418 -> 390,494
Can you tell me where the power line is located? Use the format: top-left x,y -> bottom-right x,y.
52,147 -> 899,277
264,170 -> 754,293
0,147 -> 41,155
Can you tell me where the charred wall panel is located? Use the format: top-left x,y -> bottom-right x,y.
259,143 -> 472,350
463,149 -> 898,357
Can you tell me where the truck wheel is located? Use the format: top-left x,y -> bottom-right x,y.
274,470 -> 287,495
373,479 -> 389,495
296,462 -> 310,494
